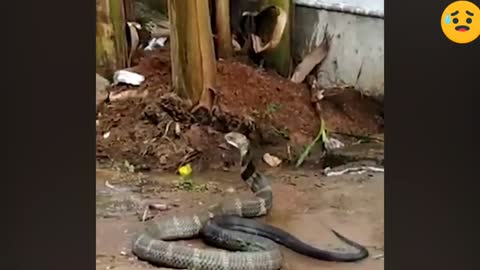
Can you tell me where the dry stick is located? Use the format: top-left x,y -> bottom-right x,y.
159,120 -> 178,152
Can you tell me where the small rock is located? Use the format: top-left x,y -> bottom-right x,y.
120,251 -> 127,256
226,187 -> 235,193
103,132 -> 111,139
96,259 -> 101,264
148,203 -> 169,211
96,73 -> 110,107
263,153 -> 282,167
159,155 -> 168,165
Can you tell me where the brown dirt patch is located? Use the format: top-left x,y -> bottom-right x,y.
216,60 -> 319,140
96,48 -> 383,171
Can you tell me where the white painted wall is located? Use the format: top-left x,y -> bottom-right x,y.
296,0 -> 384,17
293,5 -> 384,97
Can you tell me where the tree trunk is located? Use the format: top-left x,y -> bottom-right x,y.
123,0 -> 136,22
261,0 -> 293,77
96,0 -> 128,79
168,0 -> 216,111
214,0 -> 233,59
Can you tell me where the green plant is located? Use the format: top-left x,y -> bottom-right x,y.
272,126 -> 290,139
295,118 -> 329,167
266,103 -> 281,114
175,177 -> 208,192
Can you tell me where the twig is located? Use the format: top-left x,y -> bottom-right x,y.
162,136 -> 178,152
158,120 -> 178,152
162,120 -> 173,138
141,206 -> 150,222
177,150 -> 200,167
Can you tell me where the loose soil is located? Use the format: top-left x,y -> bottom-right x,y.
96,47 -> 383,171
96,167 -> 384,270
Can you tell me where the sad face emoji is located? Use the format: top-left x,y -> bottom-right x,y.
441,1 -> 480,44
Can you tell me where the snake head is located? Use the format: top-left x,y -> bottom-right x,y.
224,132 -> 249,149
225,132 -> 250,159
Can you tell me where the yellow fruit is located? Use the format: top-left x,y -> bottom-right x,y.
178,164 -> 192,177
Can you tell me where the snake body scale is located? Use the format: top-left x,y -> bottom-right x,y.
132,132 -> 368,269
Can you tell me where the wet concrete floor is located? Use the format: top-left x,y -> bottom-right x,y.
96,167 -> 384,270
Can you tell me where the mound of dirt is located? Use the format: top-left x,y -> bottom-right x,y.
96,48 -> 383,171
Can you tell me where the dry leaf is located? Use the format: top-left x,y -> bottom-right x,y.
250,6 -> 287,54
290,38 -> 331,84
232,38 -> 242,51
127,22 -> 140,67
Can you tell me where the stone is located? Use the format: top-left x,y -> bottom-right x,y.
96,73 -> 110,107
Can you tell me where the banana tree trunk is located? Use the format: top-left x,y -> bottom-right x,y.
214,0 -> 233,59
168,0 -> 216,110
123,0 -> 136,21
96,0 -> 128,79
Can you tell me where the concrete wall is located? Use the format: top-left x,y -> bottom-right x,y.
293,5 -> 384,97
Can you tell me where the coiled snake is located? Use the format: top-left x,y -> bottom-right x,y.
132,132 -> 368,269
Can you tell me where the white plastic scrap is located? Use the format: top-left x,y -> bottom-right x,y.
324,137 -> 345,151
112,70 -> 145,86
324,166 -> 384,176
144,37 -> 168,51
103,131 -> 111,139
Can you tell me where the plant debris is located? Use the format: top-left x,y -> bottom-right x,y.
96,48 -> 383,171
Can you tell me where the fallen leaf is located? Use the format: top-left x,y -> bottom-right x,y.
126,22 -> 140,67
291,37 -> 331,84
249,6 -> 287,54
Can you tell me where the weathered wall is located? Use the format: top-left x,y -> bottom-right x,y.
293,6 -> 384,97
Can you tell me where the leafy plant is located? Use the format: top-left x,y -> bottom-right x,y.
295,118 -> 329,168
266,103 -> 281,114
